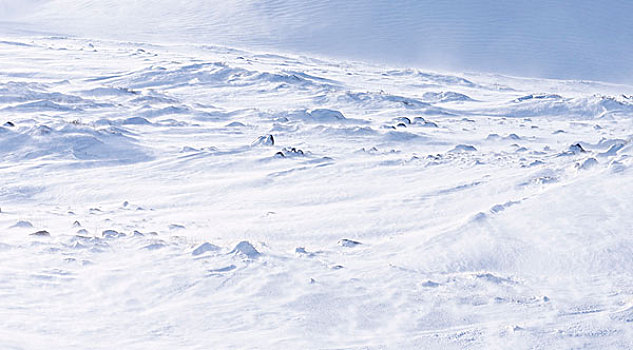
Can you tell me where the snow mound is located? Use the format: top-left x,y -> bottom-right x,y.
576,157 -> 598,170
449,144 -> 477,153
230,241 -> 261,259
192,242 -> 221,256
308,109 -> 346,122
0,122 -> 151,163
500,95 -> 633,118
10,220 -> 33,228
422,91 -> 474,103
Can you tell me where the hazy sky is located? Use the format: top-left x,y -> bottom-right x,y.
2,0 -> 632,83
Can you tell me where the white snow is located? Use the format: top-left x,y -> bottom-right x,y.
1,5 -> 633,349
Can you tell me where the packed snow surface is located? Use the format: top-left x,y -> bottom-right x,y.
1,35 -> 633,349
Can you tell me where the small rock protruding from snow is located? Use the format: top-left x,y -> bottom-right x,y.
413,117 -> 426,124
422,280 -> 440,288
412,116 -> 437,127
275,147 -> 305,158
338,238 -> 362,247
30,230 -> 50,237
4,121 -> 15,127
251,134 -> 275,147
393,117 -> 411,125
72,220 -> 81,227
192,242 -> 220,256
568,143 -> 586,154
285,147 -> 304,155
420,120 -> 438,128
230,241 -> 260,259
295,247 -> 316,257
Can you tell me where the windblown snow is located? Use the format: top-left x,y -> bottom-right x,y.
1,34 -> 633,349
3,0 -> 633,83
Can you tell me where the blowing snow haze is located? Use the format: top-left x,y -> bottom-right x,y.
2,0 -> 633,83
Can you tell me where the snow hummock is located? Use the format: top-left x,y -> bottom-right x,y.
230,241 -> 261,259
192,242 -> 220,256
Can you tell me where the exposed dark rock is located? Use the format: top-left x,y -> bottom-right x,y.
251,134 -> 275,147
30,230 -> 50,237
338,238 -> 362,247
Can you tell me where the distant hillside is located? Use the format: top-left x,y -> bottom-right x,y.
2,0 -> 632,83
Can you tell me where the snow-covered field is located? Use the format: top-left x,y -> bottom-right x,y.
2,3 -> 633,349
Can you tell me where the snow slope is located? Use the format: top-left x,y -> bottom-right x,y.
1,34 -> 633,348
2,0 -> 633,83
